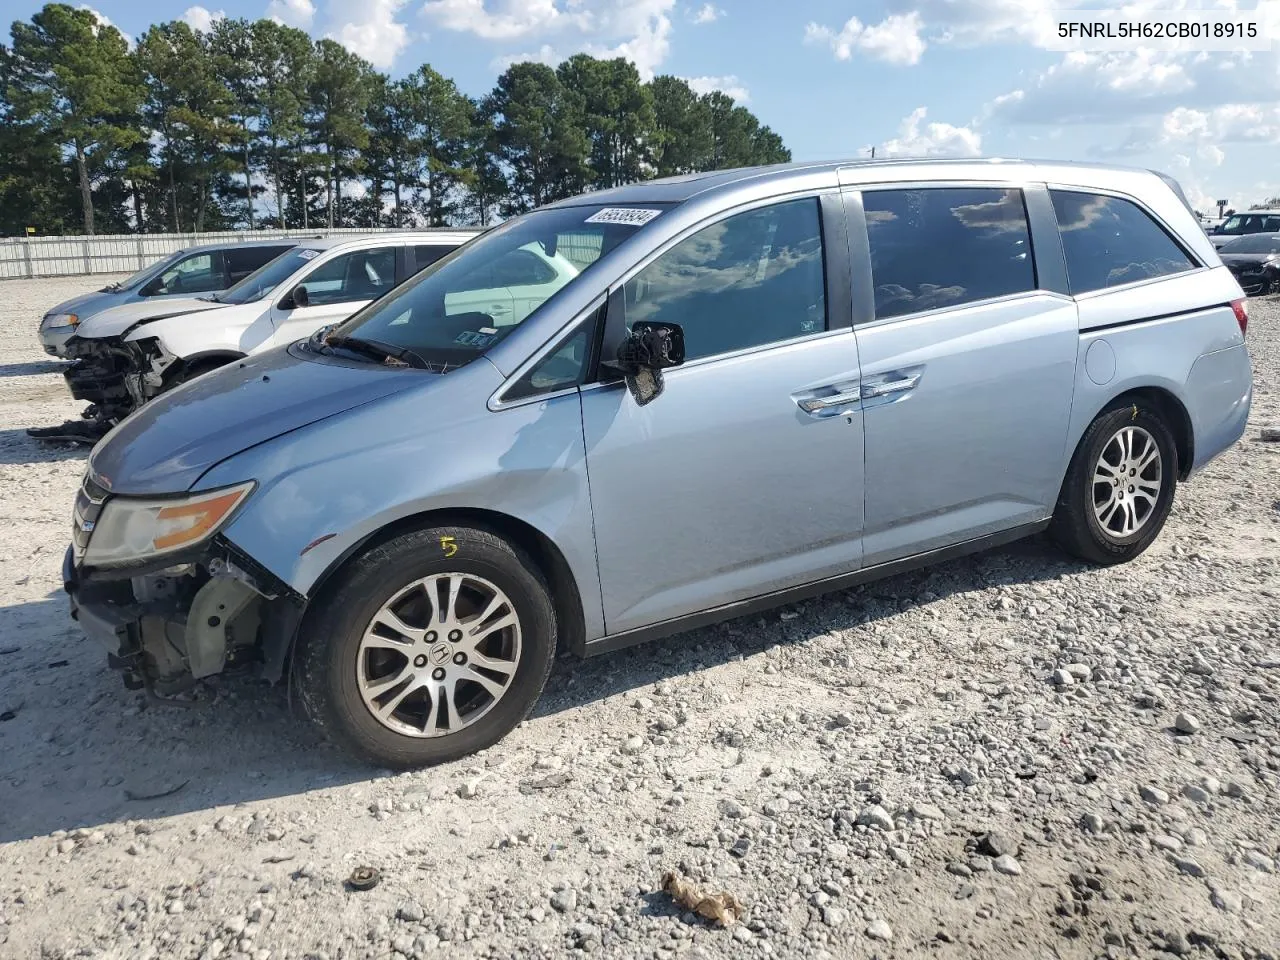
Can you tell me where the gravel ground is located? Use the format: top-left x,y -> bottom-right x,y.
2,276 -> 1280,960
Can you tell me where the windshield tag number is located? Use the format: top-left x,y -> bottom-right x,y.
454,330 -> 497,347
584,208 -> 663,226
297,249 -> 320,260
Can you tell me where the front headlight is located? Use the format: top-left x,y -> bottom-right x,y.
82,481 -> 255,567
42,313 -> 78,329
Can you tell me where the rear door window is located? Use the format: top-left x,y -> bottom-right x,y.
862,187 -> 1035,320
299,248 -> 398,305
412,245 -> 458,274
1050,190 -> 1196,294
225,246 -> 292,285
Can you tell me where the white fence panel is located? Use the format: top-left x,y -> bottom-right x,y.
0,228 -> 398,280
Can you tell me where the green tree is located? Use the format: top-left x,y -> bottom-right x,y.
307,38 -> 372,228
649,76 -> 713,176
557,55 -> 655,188
208,17 -> 259,228
248,18 -> 312,228
136,21 -> 239,232
6,3 -> 143,234
364,73 -> 414,226
404,65 -> 473,226
457,98 -> 506,226
487,62 -> 589,216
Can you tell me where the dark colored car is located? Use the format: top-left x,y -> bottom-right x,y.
1218,233 -> 1280,296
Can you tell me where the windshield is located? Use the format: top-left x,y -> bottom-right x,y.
329,203 -> 670,367
103,251 -> 182,292
1220,235 -> 1280,254
218,246 -> 321,305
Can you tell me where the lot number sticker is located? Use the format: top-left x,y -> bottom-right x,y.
584,208 -> 663,227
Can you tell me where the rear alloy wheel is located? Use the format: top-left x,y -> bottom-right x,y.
1051,401 -> 1177,565
296,526 -> 556,768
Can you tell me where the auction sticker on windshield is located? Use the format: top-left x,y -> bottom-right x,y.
584,208 -> 663,226
297,249 -> 320,260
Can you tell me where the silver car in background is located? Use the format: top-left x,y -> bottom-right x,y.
38,238 -> 299,356
65,159 -> 1251,769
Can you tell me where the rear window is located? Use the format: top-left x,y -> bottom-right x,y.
863,187 -> 1036,320
1050,191 -> 1197,294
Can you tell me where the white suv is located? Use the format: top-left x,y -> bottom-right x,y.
57,232 -> 489,431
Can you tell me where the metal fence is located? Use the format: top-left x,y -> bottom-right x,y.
0,228 -> 400,280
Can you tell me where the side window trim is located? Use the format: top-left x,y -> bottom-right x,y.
1023,184 -> 1070,297
854,182 -> 1042,324
597,191 -> 839,369
489,293 -> 608,410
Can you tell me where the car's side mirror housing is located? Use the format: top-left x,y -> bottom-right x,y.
606,321 -> 686,406
283,284 -> 309,310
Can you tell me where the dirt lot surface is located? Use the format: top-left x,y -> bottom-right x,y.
2,276 -> 1280,960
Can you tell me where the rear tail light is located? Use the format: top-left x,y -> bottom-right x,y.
1231,298 -> 1248,337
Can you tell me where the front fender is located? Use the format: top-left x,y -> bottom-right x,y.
197,360 -> 606,642
123,305 -> 269,360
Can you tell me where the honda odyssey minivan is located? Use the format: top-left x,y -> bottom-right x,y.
64,159 -> 1252,768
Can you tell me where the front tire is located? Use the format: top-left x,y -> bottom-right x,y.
296,526 -> 557,768
1051,400 -> 1178,565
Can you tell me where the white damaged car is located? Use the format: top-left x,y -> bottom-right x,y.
54,230 -> 553,435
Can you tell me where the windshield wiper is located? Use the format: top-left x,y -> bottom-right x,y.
323,334 -> 432,370
197,294 -> 222,303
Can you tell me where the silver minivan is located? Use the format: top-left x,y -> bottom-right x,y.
37,239 -> 298,356
65,160 -> 1252,768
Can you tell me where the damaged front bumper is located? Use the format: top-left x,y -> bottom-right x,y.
63,336 -> 178,422
64,538 -> 305,695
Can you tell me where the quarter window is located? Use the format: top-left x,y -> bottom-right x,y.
863,187 -> 1035,320
1050,190 -> 1196,294
623,197 -> 827,362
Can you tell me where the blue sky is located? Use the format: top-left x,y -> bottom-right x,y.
10,0 -> 1280,212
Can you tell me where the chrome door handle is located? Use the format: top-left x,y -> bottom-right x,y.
798,389 -> 861,413
861,374 -> 920,399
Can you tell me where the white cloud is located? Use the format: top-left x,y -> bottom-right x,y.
183,5 -> 226,32
78,5 -> 133,46
326,0 -> 411,67
266,0 -> 317,28
804,12 -> 926,66
475,0 -> 676,80
870,107 -> 983,158
691,3 -> 722,24
684,75 -> 749,103
423,0 -> 575,40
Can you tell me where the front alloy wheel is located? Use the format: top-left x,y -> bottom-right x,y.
356,573 -> 522,738
297,526 -> 557,768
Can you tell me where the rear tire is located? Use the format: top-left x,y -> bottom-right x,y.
1051,400 -> 1178,565
295,526 -> 556,768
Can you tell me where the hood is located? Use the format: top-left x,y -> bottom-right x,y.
89,346 -> 426,496
45,290 -> 121,320
74,297 -> 227,339
1220,252 -> 1277,267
